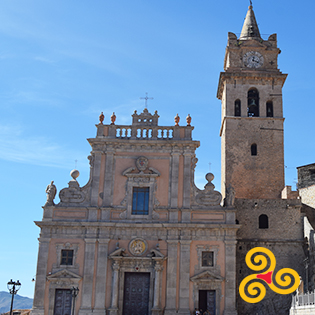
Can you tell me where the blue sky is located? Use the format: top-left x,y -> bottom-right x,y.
0,0 -> 314,299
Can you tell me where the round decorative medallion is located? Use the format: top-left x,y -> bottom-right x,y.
136,156 -> 148,171
129,238 -> 148,256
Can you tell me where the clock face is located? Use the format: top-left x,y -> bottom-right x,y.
243,51 -> 264,68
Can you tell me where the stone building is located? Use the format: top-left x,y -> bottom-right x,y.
31,108 -> 239,315
31,4 -> 310,315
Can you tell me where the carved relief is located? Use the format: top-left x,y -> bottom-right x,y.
195,173 -> 222,206
129,238 -> 148,256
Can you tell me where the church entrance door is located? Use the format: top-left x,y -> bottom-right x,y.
123,272 -> 150,315
199,290 -> 216,314
54,289 -> 72,315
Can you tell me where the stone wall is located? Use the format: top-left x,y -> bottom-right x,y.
298,164 -> 315,190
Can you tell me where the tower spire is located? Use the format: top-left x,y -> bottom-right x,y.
239,3 -> 261,40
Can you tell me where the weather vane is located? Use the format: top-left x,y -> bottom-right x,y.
140,92 -> 153,109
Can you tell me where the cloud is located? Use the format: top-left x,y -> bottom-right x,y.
0,124 -> 86,169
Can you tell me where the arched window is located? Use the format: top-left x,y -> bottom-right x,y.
266,101 -> 273,117
251,143 -> 257,156
248,88 -> 259,117
235,99 -> 241,116
259,214 -> 269,229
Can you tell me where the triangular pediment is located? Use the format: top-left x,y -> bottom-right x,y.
47,269 -> 82,281
109,247 -> 126,257
123,167 -> 160,177
190,270 -> 224,282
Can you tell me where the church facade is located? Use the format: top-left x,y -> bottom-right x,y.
31,4 -> 310,315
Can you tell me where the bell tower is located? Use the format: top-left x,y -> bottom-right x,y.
217,4 -> 287,199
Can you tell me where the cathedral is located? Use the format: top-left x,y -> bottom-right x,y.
31,4 -> 311,315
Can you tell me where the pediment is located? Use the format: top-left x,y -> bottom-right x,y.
109,247 -> 126,258
150,249 -> 165,258
47,269 -> 82,281
123,167 -> 160,177
190,270 -> 224,282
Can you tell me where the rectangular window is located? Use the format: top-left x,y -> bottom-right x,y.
132,187 -> 149,215
60,249 -> 74,265
202,251 -> 214,267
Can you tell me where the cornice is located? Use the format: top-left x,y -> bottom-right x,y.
217,71 -> 287,100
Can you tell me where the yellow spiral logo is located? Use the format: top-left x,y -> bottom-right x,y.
239,247 -> 300,303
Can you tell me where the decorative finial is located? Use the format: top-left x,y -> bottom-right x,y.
174,113 -> 180,126
111,112 -> 116,125
70,169 -> 80,181
186,114 -> 191,126
140,92 -> 153,109
99,112 -> 104,124
249,0 -> 252,7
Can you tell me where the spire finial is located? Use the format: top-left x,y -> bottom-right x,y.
240,2 -> 261,40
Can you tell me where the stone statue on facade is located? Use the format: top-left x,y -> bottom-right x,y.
224,185 -> 235,207
45,181 -> 57,206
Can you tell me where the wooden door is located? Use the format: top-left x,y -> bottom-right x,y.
123,272 -> 150,315
199,290 -> 216,314
54,289 -> 72,315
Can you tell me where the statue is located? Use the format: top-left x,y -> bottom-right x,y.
45,181 -> 56,206
225,185 -> 235,207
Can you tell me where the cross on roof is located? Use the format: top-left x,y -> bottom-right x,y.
140,92 -> 153,109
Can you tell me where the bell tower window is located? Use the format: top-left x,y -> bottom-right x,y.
266,101 -> 273,117
251,144 -> 257,156
234,99 -> 241,116
247,88 -> 259,117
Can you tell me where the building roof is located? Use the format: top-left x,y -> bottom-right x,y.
239,4 -> 261,40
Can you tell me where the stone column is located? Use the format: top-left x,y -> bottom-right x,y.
178,240 -> 191,314
165,241 -> 178,315
90,152 -> 103,206
152,262 -> 164,315
94,239 -> 110,315
103,150 -> 115,207
169,150 -> 180,222
79,239 -> 96,315
224,239 -> 238,315
31,238 -> 50,315
108,261 -> 120,315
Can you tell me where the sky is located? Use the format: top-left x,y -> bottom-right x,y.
0,0 -> 314,300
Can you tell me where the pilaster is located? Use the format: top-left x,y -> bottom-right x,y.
93,239 -> 110,315
31,238 -> 51,315
224,240 -> 238,315
178,240 -> 191,314
90,152 -> 102,206
79,239 -> 97,315
103,150 -> 115,207
164,240 -> 178,314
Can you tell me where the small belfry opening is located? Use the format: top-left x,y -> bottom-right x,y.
235,99 -> 241,116
266,101 -> 274,117
259,214 -> 269,229
247,88 -> 259,117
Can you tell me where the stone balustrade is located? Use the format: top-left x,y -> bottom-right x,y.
96,124 -> 194,140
